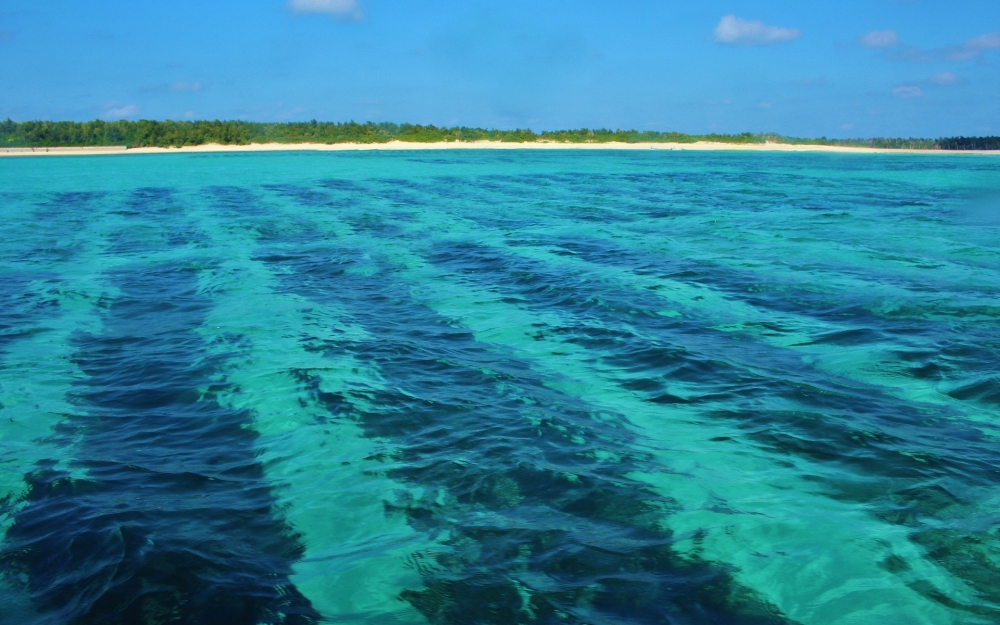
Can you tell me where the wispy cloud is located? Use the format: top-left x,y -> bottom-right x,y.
892,85 -> 923,98
943,31 -> 1000,61
884,73 -> 959,103
927,72 -> 960,86
966,32 -> 1000,50
141,81 -> 204,93
287,0 -> 363,21
860,30 -> 930,62
171,81 -> 202,92
713,15 -> 800,46
860,30 -> 899,48
0,31 -> 13,41
885,45 -> 932,62
877,30 -> 1000,63
103,104 -> 139,119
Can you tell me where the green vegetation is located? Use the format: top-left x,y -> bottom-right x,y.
0,118 -> 992,150
937,136 -> 1000,151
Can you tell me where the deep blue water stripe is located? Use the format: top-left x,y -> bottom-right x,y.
250,213 -> 793,624
264,179 -> 999,500
414,237 -> 1000,612
326,174 -> 999,481
421,239 -> 996,481
355,167 -> 998,307
419,248 -> 996,459
295,175 -> 1000,616
2,260 -> 319,625
1,187 -> 319,624
374,170 -> 1000,329
0,192 -> 105,358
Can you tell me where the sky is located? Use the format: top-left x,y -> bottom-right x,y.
0,0 -> 998,138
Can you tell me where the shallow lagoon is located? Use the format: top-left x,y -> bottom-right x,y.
1,150 -> 999,624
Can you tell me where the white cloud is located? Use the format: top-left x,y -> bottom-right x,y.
757,101 -> 773,109
841,123 -> 854,130
103,104 -> 140,119
892,86 -> 923,98
927,72 -> 960,86
171,81 -> 202,92
713,15 -> 801,46
287,0 -> 363,20
860,30 -> 899,48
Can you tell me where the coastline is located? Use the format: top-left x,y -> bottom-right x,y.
1,140 -> 997,157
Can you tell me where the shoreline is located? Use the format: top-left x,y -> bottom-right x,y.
1,140 -> 997,157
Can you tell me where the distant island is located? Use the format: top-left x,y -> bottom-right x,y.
1,118 -> 998,151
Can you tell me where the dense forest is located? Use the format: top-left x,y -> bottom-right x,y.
0,118 -> 993,150
936,136 -> 1000,151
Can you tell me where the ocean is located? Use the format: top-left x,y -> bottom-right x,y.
0,149 -> 998,625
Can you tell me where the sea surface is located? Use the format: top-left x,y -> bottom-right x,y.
0,150 -> 998,625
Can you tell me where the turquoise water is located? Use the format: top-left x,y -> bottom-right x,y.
0,150 -> 998,624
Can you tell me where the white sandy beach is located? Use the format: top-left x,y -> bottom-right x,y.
1,141 -> 996,157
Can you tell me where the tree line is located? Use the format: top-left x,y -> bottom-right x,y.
0,118 -> 994,150
936,136 -> 1000,151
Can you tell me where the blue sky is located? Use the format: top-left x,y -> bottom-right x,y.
0,0 -> 997,137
